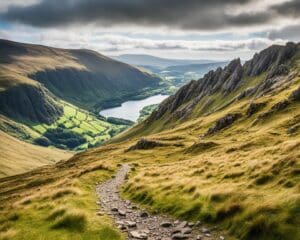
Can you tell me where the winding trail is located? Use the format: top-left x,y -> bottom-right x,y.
96,165 -> 225,240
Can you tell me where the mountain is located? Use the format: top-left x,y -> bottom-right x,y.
0,43 -> 299,240
164,62 -> 228,75
112,54 -> 217,68
0,39 -> 165,156
0,39 -> 161,124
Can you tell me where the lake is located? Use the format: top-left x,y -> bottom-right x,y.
100,94 -> 169,121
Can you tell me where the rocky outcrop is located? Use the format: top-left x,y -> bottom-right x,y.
148,59 -> 243,121
206,113 -> 242,135
127,138 -> 165,151
246,102 -> 266,117
0,84 -> 63,124
148,42 -> 298,124
289,86 -> 300,101
244,42 -> 297,77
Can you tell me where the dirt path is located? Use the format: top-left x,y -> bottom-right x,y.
96,164 -> 225,240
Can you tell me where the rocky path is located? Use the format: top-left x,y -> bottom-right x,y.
96,164 -> 225,240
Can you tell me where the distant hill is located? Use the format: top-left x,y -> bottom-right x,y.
164,61 -> 228,74
1,42 -> 299,240
0,39 -> 162,124
112,54 -> 217,68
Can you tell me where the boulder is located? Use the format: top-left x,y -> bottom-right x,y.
246,102 -> 266,117
160,222 -> 173,228
127,138 -> 165,151
206,113 -> 242,135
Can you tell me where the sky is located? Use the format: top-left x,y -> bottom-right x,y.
0,0 -> 299,61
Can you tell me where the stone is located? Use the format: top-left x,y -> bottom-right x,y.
206,113 -> 242,135
160,222 -> 173,228
196,235 -> 203,240
111,207 -> 118,212
187,222 -> 195,227
246,102 -> 266,117
220,236 -> 225,240
177,221 -> 188,229
201,227 -> 210,234
118,224 -> 126,230
125,220 -> 137,227
181,227 -> 192,234
118,209 -> 126,216
194,221 -> 201,227
171,233 -> 189,239
130,230 -> 148,239
140,212 -> 149,218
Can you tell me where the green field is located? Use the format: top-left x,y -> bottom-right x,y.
30,102 -> 128,151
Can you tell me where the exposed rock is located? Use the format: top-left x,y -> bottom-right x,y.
236,87 -> 256,100
146,42 -> 297,125
111,207 -> 118,212
118,209 -> 126,216
160,222 -> 173,228
181,227 -> 192,234
97,164 -> 225,239
289,86 -> 300,101
270,100 -> 290,112
185,141 -> 219,154
244,42 -> 297,77
201,227 -> 210,234
267,64 -> 289,78
171,233 -> 189,239
148,59 -> 243,122
206,113 -> 242,135
127,138 -> 165,151
140,212 -> 149,218
176,221 -> 188,229
187,222 -> 195,227
130,230 -> 148,239
125,220 -> 137,228
246,102 -> 266,117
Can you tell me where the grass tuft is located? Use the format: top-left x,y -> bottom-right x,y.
51,210 -> 87,231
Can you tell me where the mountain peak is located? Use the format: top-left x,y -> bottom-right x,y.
147,42 -> 299,124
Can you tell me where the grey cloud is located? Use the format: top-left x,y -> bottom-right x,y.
272,0 -> 300,18
268,24 -> 300,41
0,0 -> 277,30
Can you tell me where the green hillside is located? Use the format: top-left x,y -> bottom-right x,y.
0,42 -> 299,240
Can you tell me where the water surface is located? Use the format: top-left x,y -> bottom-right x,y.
100,94 -> 168,121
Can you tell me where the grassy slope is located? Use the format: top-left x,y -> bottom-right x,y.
0,45 -> 299,239
0,73 -> 299,239
0,151 -> 124,240
0,39 -> 163,111
0,130 -> 72,178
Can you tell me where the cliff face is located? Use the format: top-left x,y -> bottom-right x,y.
0,84 -> 63,124
148,42 -> 299,122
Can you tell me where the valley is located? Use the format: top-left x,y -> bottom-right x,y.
0,42 -> 299,240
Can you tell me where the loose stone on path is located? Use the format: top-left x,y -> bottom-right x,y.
96,164 -> 225,239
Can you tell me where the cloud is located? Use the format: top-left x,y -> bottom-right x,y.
0,0 -> 287,31
271,0 -> 300,18
268,24 -> 300,41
